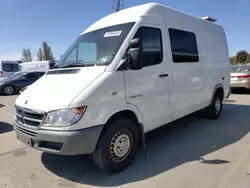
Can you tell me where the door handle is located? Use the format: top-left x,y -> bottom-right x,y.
159,73 -> 169,78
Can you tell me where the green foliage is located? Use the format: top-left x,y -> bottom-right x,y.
21,48 -> 32,62
230,56 -> 236,65
36,41 -> 55,61
236,50 -> 248,64
246,54 -> 250,64
37,48 -> 43,61
231,50 -> 250,65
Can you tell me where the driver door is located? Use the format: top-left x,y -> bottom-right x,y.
18,73 -> 39,90
124,21 -> 171,132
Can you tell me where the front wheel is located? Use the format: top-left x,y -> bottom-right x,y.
2,85 -> 15,95
92,118 -> 139,173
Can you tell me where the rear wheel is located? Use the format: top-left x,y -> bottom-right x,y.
92,118 -> 139,173
204,91 -> 223,119
3,85 -> 15,95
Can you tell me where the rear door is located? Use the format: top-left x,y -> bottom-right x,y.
2,63 -> 19,77
124,19 -> 171,132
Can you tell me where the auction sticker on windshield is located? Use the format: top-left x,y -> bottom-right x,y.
104,31 -> 122,37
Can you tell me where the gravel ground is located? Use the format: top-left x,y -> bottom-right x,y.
0,91 -> 250,188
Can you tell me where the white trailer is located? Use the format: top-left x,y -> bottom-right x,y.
19,61 -> 55,72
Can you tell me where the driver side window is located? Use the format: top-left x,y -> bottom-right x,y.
134,27 -> 163,67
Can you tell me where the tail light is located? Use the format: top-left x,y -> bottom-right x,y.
0,71 -> 2,77
237,75 -> 250,79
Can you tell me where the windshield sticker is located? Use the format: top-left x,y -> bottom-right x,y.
104,31 -> 122,37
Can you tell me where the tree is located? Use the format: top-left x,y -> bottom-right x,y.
246,54 -> 250,64
230,56 -> 236,65
37,48 -> 43,61
36,41 -> 55,61
21,48 -> 32,62
236,50 -> 248,64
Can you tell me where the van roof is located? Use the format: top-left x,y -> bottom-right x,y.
82,3 -> 221,34
20,61 -> 51,65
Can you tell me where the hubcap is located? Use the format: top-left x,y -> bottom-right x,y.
4,86 -> 14,95
110,130 -> 132,162
215,98 -> 221,113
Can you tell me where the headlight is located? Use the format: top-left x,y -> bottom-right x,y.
42,106 -> 87,127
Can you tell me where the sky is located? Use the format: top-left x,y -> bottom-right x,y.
0,0 -> 250,61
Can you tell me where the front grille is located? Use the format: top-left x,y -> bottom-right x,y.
15,106 -> 45,127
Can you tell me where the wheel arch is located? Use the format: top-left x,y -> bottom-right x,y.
98,108 -> 145,149
210,83 -> 224,105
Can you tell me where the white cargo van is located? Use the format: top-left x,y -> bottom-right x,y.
19,61 -> 56,72
14,3 -> 230,173
0,61 -> 21,78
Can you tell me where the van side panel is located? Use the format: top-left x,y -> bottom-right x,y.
197,27 -> 230,104
68,72 -> 144,130
163,7 -> 230,120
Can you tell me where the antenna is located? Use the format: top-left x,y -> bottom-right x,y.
112,0 -> 124,12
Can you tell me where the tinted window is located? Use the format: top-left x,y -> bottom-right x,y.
135,27 -> 163,67
25,73 -> 40,79
169,28 -> 199,63
50,63 -> 55,69
38,72 -> 45,77
3,63 -> 19,72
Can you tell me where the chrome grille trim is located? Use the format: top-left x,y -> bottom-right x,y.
23,116 -> 42,123
14,105 -> 45,128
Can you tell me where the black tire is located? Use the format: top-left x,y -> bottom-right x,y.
92,118 -> 139,173
204,91 -> 223,119
2,85 -> 15,95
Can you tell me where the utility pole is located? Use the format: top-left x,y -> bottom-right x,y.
113,0 -> 124,12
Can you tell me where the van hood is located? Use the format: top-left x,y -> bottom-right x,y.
16,66 -> 106,112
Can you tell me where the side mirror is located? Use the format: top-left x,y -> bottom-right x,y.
128,38 -> 143,70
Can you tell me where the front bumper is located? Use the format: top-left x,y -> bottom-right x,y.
14,123 -> 103,155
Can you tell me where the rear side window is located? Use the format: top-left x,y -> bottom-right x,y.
134,27 -> 163,67
169,28 -> 199,63
3,63 -> 19,72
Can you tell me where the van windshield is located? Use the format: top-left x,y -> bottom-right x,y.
54,22 -> 135,68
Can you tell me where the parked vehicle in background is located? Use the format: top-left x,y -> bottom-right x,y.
19,61 -> 56,72
0,61 -> 22,78
14,3 -> 230,173
230,64 -> 250,89
0,71 -> 45,95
